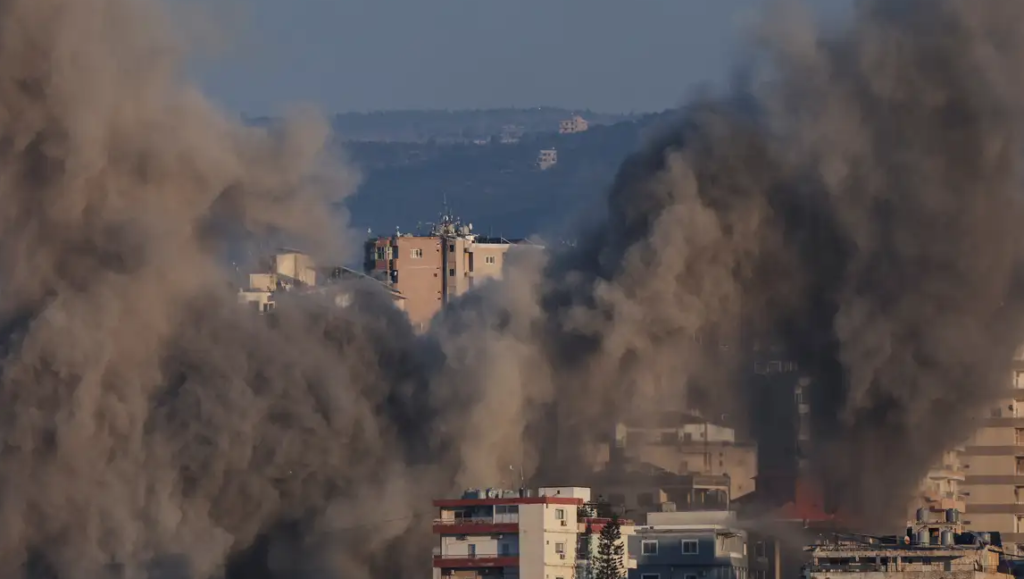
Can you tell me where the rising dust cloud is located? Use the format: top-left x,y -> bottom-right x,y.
0,0 -> 1021,577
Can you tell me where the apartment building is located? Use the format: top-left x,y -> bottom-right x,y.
602,414 -> 757,502
559,115 -> 589,134
432,487 -> 632,579
537,149 -> 558,170
962,358 -> 1024,555
802,523 -> 1011,579
365,213 -> 538,331
910,449 -> 966,522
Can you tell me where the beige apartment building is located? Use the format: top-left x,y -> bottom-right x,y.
962,358 -> 1024,554
909,449 -> 967,524
365,215 -> 537,331
598,414 -> 758,502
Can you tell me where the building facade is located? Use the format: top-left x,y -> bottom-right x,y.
237,250 -> 405,313
433,487 -> 631,579
962,357 -> 1024,555
602,415 -> 757,503
629,516 -> 748,579
802,528 -> 1010,579
559,115 -> 589,134
365,214 -> 537,331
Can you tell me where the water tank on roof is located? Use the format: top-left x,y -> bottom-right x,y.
462,488 -> 482,499
661,502 -> 677,513
946,508 -> 960,524
486,488 -> 501,499
916,529 -> 931,546
916,507 -> 928,523
941,530 -> 954,546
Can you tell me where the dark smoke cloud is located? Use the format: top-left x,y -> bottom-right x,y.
0,0 -> 1022,576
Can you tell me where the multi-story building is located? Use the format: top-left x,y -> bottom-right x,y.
962,356 -> 1024,555
432,487 -> 632,579
629,511 -> 748,579
537,149 -> 558,170
801,524 -> 1011,579
559,115 -> 589,134
600,414 -> 757,503
910,449 -> 967,522
237,249 -> 405,313
365,213 -> 538,331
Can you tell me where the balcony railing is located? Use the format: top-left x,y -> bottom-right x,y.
433,517 -> 518,526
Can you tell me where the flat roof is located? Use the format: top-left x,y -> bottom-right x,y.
434,496 -> 583,508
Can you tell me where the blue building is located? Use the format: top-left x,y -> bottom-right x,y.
628,524 -> 748,579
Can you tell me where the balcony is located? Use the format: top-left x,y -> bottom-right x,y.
433,517 -> 518,535
432,554 -> 520,569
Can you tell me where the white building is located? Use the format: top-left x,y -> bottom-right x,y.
538,149 -> 558,170
432,486 -> 633,579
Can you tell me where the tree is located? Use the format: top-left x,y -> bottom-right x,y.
594,516 -> 625,579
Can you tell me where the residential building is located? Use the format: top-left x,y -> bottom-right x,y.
599,413 -> 757,502
629,511 -> 748,579
237,249 -> 405,314
432,486 -> 632,579
365,212 -> 539,331
593,465 -> 732,521
538,149 -> 558,170
801,525 -> 1011,579
962,354 -> 1024,555
910,449 -> 967,522
559,115 -> 589,134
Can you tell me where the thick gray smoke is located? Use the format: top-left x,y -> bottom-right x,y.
1,0 -> 1023,577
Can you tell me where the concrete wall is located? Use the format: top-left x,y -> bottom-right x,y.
392,236 -> 443,331
629,527 -> 747,579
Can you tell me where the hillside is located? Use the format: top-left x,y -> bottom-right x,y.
343,111 -> 677,239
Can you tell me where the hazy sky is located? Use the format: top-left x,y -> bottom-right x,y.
187,0 -> 841,115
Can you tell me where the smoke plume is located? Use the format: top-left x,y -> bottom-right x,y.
0,0 -> 1022,576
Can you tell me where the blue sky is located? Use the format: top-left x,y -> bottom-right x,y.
184,0 -> 843,115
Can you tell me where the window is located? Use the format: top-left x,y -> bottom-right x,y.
555,508 -> 565,520
1016,428 -> 1024,445
682,540 -> 699,555
555,542 -> 565,554
485,256 -> 496,264
411,248 -> 423,259
1015,370 -> 1024,389
642,540 -> 658,555
501,543 -> 511,556
1017,516 -> 1024,534
449,268 -> 455,277
1017,457 -> 1024,475
449,244 -> 455,252
1017,487 -> 1024,505
755,541 -> 766,558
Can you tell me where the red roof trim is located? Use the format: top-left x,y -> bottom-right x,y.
432,523 -> 519,535
434,497 -> 583,507
433,555 -> 519,568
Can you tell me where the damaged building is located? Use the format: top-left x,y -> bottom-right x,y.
802,509 -> 1012,579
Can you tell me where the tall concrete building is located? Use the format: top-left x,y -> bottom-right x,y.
962,355 -> 1024,555
365,212 -> 538,331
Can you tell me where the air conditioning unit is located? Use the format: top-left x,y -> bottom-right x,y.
561,521 -> 568,527
560,554 -> 566,560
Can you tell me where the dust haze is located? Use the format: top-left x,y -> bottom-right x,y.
0,0 -> 1021,577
